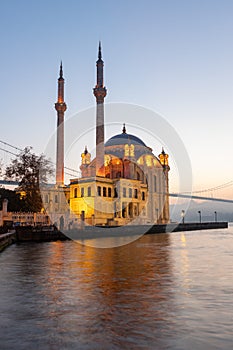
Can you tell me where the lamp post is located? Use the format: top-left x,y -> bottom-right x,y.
181,210 -> 185,224
198,210 -> 201,223
214,211 -> 217,223
156,208 -> 159,224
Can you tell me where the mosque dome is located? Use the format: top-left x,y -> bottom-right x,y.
105,133 -> 146,147
104,124 -> 153,161
105,124 -> 147,147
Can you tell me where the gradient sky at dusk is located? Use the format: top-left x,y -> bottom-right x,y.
0,0 -> 233,197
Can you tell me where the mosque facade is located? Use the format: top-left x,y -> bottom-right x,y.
49,44 -> 170,227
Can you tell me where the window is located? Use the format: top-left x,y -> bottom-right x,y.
108,188 -> 112,197
123,187 -> 126,197
88,186 -> 91,197
116,171 -> 121,178
122,203 -> 127,218
124,144 -> 129,157
129,188 -> 132,198
134,189 -> 138,199
154,176 -> 157,192
74,188 -> 77,198
137,172 -> 140,180
55,195 -> 58,203
81,188 -> 84,197
45,194 -> 48,203
114,188 -> 118,198
97,186 -> 101,196
103,187 -> 107,197
129,144 -> 135,157
142,191 -> 145,201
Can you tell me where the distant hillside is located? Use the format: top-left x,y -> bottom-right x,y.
170,199 -> 233,223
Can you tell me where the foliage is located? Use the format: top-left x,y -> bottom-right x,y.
5,147 -> 54,212
0,188 -> 24,212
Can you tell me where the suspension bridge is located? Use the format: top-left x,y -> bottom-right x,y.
0,139 -> 233,204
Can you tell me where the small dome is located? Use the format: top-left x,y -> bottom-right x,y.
105,133 -> 147,147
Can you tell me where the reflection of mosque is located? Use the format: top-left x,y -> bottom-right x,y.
42,234 -> 174,347
43,43 -> 170,227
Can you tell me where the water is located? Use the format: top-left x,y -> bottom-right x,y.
0,225 -> 233,350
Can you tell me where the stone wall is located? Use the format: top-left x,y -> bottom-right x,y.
0,232 -> 17,252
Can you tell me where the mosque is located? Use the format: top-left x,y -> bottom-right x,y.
46,43 -> 170,227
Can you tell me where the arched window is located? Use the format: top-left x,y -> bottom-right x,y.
114,188 -> 118,198
129,188 -> 132,198
129,144 -> 134,157
74,188 -> 77,198
124,144 -> 129,157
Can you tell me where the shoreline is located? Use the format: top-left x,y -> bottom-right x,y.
0,222 -> 228,251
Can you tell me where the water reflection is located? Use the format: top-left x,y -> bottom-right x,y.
0,234 -> 176,349
42,234 -> 175,349
1,228 -> 233,349
178,233 -> 191,293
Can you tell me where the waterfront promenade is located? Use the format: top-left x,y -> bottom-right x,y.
0,222 -> 228,252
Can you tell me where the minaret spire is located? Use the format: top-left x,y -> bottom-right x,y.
55,62 -> 67,186
93,42 -> 107,177
98,41 -> 102,60
59,61 -> 63,78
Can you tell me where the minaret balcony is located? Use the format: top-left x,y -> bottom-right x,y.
55,102 -> 67,113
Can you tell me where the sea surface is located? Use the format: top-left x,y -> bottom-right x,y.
0,224 -> 233,349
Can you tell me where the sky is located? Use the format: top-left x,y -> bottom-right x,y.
0,0 -> 233,198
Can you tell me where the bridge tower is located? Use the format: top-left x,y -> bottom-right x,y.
55,62 -> 67,186
93,42 -> 107,177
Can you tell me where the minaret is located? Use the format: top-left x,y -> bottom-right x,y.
55,62 -> 67,186
93,42 -> 107,177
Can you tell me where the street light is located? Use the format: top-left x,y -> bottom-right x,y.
156,208 -> 159,224
198,210 -> 201,223
181,210 -> 185,224
214,211 -> 217,222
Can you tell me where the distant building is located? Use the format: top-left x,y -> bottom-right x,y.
0,199 -> 50,227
